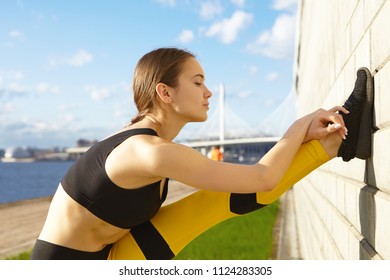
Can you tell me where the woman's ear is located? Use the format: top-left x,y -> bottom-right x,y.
156,83 -> 172,104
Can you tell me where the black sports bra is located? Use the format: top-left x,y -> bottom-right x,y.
61,128 -> 168,229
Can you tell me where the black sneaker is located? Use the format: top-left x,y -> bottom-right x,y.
337,67 -> 374,162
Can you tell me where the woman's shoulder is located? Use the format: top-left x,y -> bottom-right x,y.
107,127 -> 172,160
104,128 -> 171,181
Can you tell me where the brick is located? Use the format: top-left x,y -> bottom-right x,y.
321,157 -> 366,183
344,57 -> 357,99
344,179 -> 359,227
350,0 -> 365,52
332,210 -> 350,258
370,0 -> 390,70
372,129 -> 390,192
375,192 -> 390,258
374,61 -> 390,126
347,228 -> 361,259
363,0 -> 386,31
354,32 -> 371,71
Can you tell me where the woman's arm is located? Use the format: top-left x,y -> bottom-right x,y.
145,108 -> 346,194
257,106 -> 347,191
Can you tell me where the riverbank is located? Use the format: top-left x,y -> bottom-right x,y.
0,196 -> 52,259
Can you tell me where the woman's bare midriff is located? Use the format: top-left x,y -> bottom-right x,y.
38,184 -> 129,252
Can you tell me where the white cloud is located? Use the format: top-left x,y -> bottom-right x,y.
9,30 -> 25,41
4,30 -> 25,47
58,112 -> 75,124
36,82 -> 61,95
65,49 -> 93,67
265,72 -> 279,81
249,65 -> 257,75
59,104 -> 78,112
177,29 -> 195,43
205,10 -> 253,44
84,85 -> 111,101
0,71 -> 28,98
0,73 -> 59,100
0,70 -> 24,81
84,81 -> 131,102
272,0 -> 298,12
9,71 -> 24,80
231,0 -> 245,8
6,82 -> 26,95
48,49 -> 93,68
200,1 -> 223,20
0,102 -> 16,114
9,117 -> 79,145
246,13 -> 296,59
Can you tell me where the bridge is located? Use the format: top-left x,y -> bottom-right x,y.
67,84 -> 296,162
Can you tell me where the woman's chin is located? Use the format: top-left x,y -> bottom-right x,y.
196,115 -> 208,123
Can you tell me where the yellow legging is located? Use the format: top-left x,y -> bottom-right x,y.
108,140 -> 330,259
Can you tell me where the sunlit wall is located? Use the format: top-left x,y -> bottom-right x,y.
293,0 -> 390,259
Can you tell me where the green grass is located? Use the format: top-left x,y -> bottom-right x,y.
6,250 -> 31,260
174,201 -> 279,260
6,201 -> 279,260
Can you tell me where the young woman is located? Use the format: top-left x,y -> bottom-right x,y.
31,48 -> 374,260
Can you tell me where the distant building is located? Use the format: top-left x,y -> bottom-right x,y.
4,147 -> 33,159
77,138 -> 97,147
1,146 -> 34,162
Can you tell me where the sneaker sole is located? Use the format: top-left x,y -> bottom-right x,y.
356,67 -> 374,159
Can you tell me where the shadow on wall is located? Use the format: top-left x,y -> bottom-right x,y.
359,97 -> 380,259
359,157 -> 379,259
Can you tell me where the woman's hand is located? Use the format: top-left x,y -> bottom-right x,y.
303,106 -> 349,143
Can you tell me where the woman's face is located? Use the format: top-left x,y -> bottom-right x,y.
169,57 -> 212,123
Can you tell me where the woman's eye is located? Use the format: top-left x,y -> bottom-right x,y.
195,82 -> 202,86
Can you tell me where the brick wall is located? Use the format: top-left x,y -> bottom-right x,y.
294,0 -> 390,259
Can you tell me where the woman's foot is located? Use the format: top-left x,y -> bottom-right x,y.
337,67 -> 375,162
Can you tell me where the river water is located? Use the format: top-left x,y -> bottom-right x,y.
0,161 -> 74,204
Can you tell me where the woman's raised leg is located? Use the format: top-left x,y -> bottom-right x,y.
108,67 -> 374,260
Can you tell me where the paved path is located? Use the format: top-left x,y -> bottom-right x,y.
0,196 -> 52,259
275,188 -> 301,259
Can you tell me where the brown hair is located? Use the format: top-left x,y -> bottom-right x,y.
130,47 -> 195,124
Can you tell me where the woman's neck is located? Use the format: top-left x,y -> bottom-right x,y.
132,114 -> 186,142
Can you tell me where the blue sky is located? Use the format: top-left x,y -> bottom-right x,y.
0,0 -> 298,148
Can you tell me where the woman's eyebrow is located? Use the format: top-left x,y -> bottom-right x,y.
192,73 -> 205,79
